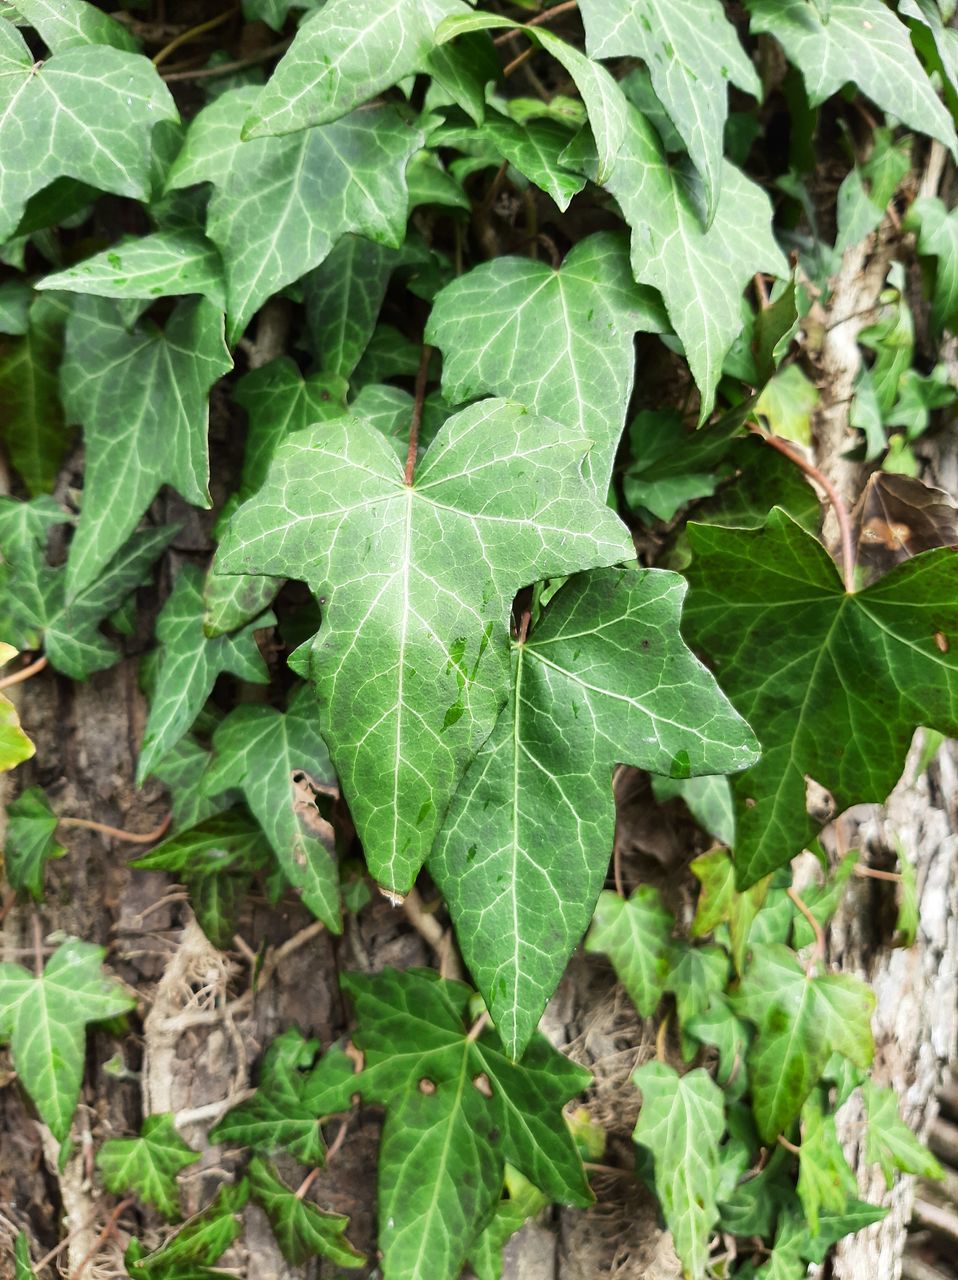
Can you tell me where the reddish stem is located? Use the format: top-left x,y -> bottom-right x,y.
404,345 -> 433,486
58,812 -> 172,844
0,653 -> 48,690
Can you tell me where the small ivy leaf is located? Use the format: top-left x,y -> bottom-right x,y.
863,1080 -> 943,1188
0,294 -> 71,495
138,566 -> 274,784
431,567 -> 757,1058
3,785 -> 67,901
0,645 -> 35,773
578,0 -> 760,225
623,403 -> 745,525
632,1061 -> 726,1280
61,296 -> 232,596
789,851 -> 859,951
147,736 -> 231,832
167,86 -> 424,342
684,994 -> 751,1098
211,1027 -> 326,1164
684,508 -> 958,886
38,231 -> 227,311
13,1231 -> 33,1279
248,1157 -> 365,1268
325,968 -> 590,1280
465,1165 -> 549,1280
0,516 -> 175,680
97,1113 -> 200,1220
241,0 -> 323,31
426,232 -> 668,494
754,365 -> 820,447
732,943 -> 875,1141
689,847 -> 768,974
478,110 -> 587,211
203,684 -> 341,931
907,198 -> 958,333
796,1091 -> 858,1232
0,938 -> 134,1141
0,19 -> 176,243
242,0 -> 471,139
132,808 -> 274,949
218,399 -> 632,897
585,887 -> 675,1018
746,0 -> 957,161
566,105 -> 787,420
664,941 -> 730,1059
302,236 -> 400,379
12,0 -> 140,51
126,1179 -> 249,1278
651,774 -> 736,847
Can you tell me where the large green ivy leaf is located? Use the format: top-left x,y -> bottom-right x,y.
211,1027 -> 326,1164
568,105 -> 786,418
218,399 -> 632,895
0,938 -> 134,1141
242,0 -> 469,139
425,232 -> 668,493
0,516 -> 173,679
138,567 -> 273,783
61,296 -> 232,596
38,231 -> 226,311
203,684 -> 340,930
97,1113 -> 200,1220
0,645 -> 35,773
132,809 -> 274,949
0,294 -> 69,495
863,1080 -> 943,1187
248,1158 -> 365,1268
747,0 -> 957,157
578,0 -> 760,224
166,86 -> 423,341
684,508 -> 958,885
430,567 -> 758,1057
632,1061 -> 725,1280
11,0 -> 140,51
306,969 -> 591,1280
732,944 -> 875,1141
585,887 -> 675,1018
3,786 -> 66,901
0,19 -> 175,243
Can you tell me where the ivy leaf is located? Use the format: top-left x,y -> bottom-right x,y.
0,645 -> 35,772
578,0 -> 760,224
585,887 -> 675,1017
478,110 -> 587,211
466,1166 -> 549,1280
863,1080 -> 943,1187
138,566 -> 273,783
302,235 -> 399,379
11,0 -> 140,52
242,0 -> 470,138
203,684 -> 340,930
430,566 -> 758,1057
1,519 -> 174,680
685,994 -> 751,1097
567,105 -> 786,419
0,294 -> 70,496
906,196 -> 958,333
168,86 -> 423,341
127,1180 -> 249,1278
324,968 -> 591,1280
632,1061 -> 726,1280
690,846 -> 768,973
13,1232 -> 32,1280
132,808 -> 274,948
0,19 -> 176,243
248,1157 -> 365,1268
0,279 -> 30,334
684,508 -> 958,885
426,232 -> 668,493
241,0 -> 323,31
732,943 -> 875,1141
3,786 -> 67,901
147,735 -> 229,831
746,0 -> 957,159
0,938 -> 134,1141
665,942 -> 730,1056
211,1027 -> 326,1164
796,1092 -> 857,1232
218,399 -> 633,896
61,296 -> 232,595
38,231 -> 226,311
97,1113 -> 200,1220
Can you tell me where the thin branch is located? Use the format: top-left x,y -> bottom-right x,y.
787,886 -> 825,972
467,1010 -> 490,1042
0,653 -> 47,690
853,864 -> 903,884
73,1198 -> 133,1279
404,344 -> 433,486
152,7 -> 237,66
504,44 -> 536,77
493,1 -> 579,43
755,429 -> 856,592
295,1167 -> 322,1201
324,1115 -> 351,1163
777,1133 -> 801,1156
161,38 -> 291,82
59,813 -> 172,844
32,914 -> 44,978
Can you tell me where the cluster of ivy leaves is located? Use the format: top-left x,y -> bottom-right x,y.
1,0 -> 957,1276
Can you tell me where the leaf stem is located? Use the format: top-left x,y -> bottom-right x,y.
0,653 -> 47,690
754,429 -> 856,593
58,813 -> 172,844
786,886 -> 825,972
161,39 -> 291,81
466,1010 -> 490,1042
295,1167 -> 322,1201
493,1 -> 579,44
152,6 -> 237,66
73,1198 -> 133,1279
32,914 -> 44,978
404,344 -> 433,486
853,864 -> 903,884
777,1133 -> 801,1156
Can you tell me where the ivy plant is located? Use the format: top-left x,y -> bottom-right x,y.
0,0 -> 955,1276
